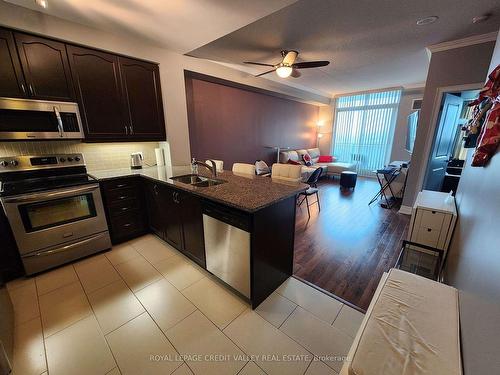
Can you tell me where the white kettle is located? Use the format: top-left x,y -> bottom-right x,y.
130,152 -> 143,169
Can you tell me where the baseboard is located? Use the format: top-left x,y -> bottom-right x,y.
398,205 -> 412,215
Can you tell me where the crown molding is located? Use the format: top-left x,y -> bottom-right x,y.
426,31 -> 498,54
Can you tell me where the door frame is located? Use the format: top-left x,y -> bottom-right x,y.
414,82 -> 484,196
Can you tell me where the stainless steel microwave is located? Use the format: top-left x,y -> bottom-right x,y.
0,97 -> 84,140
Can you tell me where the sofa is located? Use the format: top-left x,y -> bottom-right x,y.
279,147 -> 355,180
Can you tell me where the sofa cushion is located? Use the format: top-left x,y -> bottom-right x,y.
344,269 -> 461,375
327,162 -> 356,174
302,153 -> 312,166
307,148 -> 321,163
280,150 -> 302,164
318,155 -> 335,163
271,163 -> 302,182
287,159 -> 300,165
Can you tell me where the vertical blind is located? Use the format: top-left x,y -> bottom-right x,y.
332,89 -> 401,176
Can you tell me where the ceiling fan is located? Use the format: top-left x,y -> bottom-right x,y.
244,50 -> 329,78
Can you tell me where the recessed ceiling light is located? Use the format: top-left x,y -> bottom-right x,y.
35,0 -> 48,9
416,16 -> 439,26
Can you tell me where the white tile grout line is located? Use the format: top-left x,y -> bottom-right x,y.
32,279 -> 49,375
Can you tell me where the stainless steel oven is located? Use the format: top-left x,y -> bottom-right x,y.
0,154 -> 111,274
0,97 -> 83,140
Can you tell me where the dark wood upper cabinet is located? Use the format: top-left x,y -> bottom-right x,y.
0,29 -> 26,98
67,46 -> 128,140
14,33 -> 75,101
119,57 -> 166,140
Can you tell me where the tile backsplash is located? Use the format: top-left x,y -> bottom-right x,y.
0,141 -> 160,171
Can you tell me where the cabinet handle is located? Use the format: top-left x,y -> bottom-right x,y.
115,184 -> 127,188
124,125 -> 129,135
117,195 -> 128,200
427,228 -> 432,232
431,210 -> 436,214
28,84 -> 34,96
123,223 -> 132,227
20,83 -> 26,94
129,125 -> 134,135
153,185 -> 159,195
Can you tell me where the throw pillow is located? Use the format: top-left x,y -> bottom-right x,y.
302,153 -> 312,166
318,155 -> 336,163
287,159 -> 300,165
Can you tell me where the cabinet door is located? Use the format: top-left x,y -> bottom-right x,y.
179,192 -> 206,267
163,187 -> 184,250
145,182 -> 165,238
67,46 -> 128,140
0,29 -> 26,98
14,33 -> 75,101
119,57 -> 166,140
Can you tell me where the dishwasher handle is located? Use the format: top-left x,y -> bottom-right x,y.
202,203 -> 251,232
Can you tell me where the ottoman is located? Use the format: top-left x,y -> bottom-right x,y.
340,171 -> 357,190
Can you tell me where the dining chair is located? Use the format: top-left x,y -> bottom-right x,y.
298,167 -> 322,218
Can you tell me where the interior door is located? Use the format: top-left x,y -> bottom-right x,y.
67,46 -> 128,140
14,33 -> 75,101
424,94 -> 463,191
119,57 -> 166,140
0,29 -> 26,98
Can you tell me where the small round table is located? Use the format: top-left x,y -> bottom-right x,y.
340,171 -> 357,190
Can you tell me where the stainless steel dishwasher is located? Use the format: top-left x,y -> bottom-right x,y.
202,203 -> 251,298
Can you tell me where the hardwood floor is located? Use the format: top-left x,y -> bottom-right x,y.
293,176 -> 410,311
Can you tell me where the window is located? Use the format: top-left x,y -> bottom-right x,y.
332,89 -> 401,176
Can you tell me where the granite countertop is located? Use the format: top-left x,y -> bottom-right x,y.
89,166 -> 307,213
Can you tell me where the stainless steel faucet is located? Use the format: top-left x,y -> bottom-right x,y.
192,159 -> 217,178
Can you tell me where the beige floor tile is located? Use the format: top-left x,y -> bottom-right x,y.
182,277 -> 248,329
7,277 -> 34,292
88,279 -> 145,334
114,256 -> 162,292
132,236 -> 177,264
35,265 -> 78,296
224,310 -> 311,375
239,361 -> 266,375
154,255 -> 205,290
255,292 -> 297,328
135,279 -> 196,332
280,307 -> 352,373
305,360 -> 338,375
277,278 -> 342,324
39,282 -> 92,337
12,317 -> 46,375
75,255 -> 121,294
332,305 -> 364,338
105,243 -> 140,266
9,282 -> 39,325
106,313 -> 182,375
45,315 -> 116,375
172,363 -> 194,375
166,310 -> 245,375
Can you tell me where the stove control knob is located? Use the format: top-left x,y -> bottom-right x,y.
10,160 -> 18,166
74,156 -> 81,162
67,157 -> 74,162
0,161 -> 8,167
59,157 -> 66,162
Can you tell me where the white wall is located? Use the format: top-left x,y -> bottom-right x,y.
0,1 -> 330,166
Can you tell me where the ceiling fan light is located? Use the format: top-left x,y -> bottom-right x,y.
276,66 -> 292,78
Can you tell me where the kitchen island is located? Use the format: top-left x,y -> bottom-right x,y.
91,166 -> 307,308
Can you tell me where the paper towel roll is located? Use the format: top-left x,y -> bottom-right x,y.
155,148 -> 165,166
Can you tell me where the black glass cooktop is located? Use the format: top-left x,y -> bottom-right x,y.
0,173 -> 97,197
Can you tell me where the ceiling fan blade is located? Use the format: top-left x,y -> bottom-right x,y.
292,61 -> 330,69
243,61 -> 275,67
282,50 -> 298,65
290,69 -> 301,78
255,69 -> 276,77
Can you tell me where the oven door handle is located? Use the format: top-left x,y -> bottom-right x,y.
23,232 -> 108,258
2,184 -> 100,203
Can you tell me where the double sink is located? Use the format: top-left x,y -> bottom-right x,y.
170,174 -> 226,187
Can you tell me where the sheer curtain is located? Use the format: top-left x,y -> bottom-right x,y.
332,89 -> 401,176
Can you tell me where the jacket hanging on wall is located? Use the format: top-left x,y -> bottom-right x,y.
469,64 -> 500,167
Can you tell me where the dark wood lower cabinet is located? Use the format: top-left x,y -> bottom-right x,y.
0,209 -> 24,284
143,180 -> 205,267
100,177 -> 147,244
